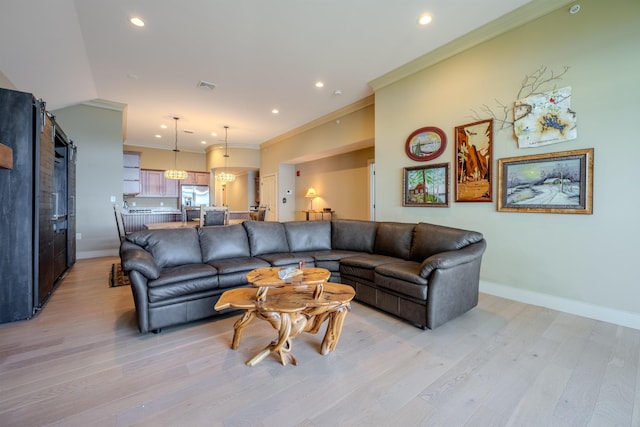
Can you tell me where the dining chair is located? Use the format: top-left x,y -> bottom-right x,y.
256,207 -> 267,221
114,204 -> 128,241
199,206 -> 229,226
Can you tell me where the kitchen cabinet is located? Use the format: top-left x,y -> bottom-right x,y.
123,151 -> 141,195
181,171 -> 210,186
140,170 -> 163,196
0,88 -> 76,324
139,169 -> 179,197
164,174 -> 179,197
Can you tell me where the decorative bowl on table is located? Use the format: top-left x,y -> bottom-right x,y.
278,267 -> 303,280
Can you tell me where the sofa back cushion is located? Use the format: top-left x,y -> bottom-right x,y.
374,222 -> 415,260
199,224 -> 251,262
243,221 -> 290,256
284,221 -> 332,253
127,228 -> 202,268
410,222 -> 485,261
331,219 -> 377,253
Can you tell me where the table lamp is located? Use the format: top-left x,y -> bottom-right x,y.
305,187 -> 318,210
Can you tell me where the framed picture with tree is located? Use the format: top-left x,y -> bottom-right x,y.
403,163 -> 449,207
455,119 -> 493,202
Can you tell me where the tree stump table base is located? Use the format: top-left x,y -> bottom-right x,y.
215,280 -> 355,366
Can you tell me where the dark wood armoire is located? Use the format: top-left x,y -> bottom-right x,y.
0,87 -> 76,323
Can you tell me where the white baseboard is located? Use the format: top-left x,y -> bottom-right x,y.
480,280 -> 640,331
77,249 -> 119,260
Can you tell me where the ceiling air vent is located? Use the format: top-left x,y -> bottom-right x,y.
197,80 -> 216,90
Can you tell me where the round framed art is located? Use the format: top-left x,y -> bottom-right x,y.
405,127 -> 447,161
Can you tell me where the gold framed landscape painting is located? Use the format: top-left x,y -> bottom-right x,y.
455,119 -> 493,202
403,163 -> 449,207
497,148 -> 593,214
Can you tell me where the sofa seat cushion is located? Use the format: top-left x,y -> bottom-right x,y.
149,264 -> 217,287
199,224 -> 251,262
374,261 -> 428,300
207,257 -> 270,289
295,249 -> 360,274
308,249 -> 362,262
207,256 -> 270,275
257,252 -> 315,267
147,264 -> 219,303
340,254 -> 403,281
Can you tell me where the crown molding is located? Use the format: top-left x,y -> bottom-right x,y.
82,98 -> 128,112
260,95 -> 374,149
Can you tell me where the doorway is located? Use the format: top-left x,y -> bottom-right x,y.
261,173 -> 277,221
369,160 -> 375,220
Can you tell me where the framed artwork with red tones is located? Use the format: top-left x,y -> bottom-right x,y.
405,127 -> 446,161
454,119 -> 493,202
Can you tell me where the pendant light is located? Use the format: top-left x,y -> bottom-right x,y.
164,116 -> 188,180
216,126 -> 236,183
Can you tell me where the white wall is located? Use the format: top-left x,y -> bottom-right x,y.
295,147 -> 374,221
54,104 -> 124,258
260,101 -> 374,221
0,70 -> 15,89
372,0 -> 640,326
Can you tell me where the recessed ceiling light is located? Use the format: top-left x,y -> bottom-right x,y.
569,4 -> 581,14
130,17 -> 145,27
154,134 -> 161,138
272,109 -> 279,114
333,89 -> 342,96
211,132 -> 218,137
315,81 -> 324,88
201,141 -> 207,145
160,124 -> 167,129
418,14 -> 432,26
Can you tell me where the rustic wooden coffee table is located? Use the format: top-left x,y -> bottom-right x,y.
246,266 -> 330,301
214,267 -> 354,366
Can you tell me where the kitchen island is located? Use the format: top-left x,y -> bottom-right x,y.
122,208 -> 254,233
122,209 -> 182,233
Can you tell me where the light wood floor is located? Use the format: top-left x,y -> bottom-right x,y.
1,256 -> 639,426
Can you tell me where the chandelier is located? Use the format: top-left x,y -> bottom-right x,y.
216,126 -> 236,183
164,117 -> 188,180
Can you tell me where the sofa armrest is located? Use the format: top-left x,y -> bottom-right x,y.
121,247 -> 160,280
418,240 -> 486,279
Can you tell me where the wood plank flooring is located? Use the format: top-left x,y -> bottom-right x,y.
1,256 -> 639,426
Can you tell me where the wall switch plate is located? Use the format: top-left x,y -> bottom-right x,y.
76,233 -> 82,240
110,195 -> 116,203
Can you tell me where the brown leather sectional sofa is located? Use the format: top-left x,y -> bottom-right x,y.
120,219 -> 486,333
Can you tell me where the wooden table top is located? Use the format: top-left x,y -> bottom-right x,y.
144,221 -> 198,230
246,267 -> 330,288
214,283 -> 355,313
144,219 -> 245,230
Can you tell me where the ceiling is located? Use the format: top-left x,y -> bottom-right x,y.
0,0 -> 534,153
